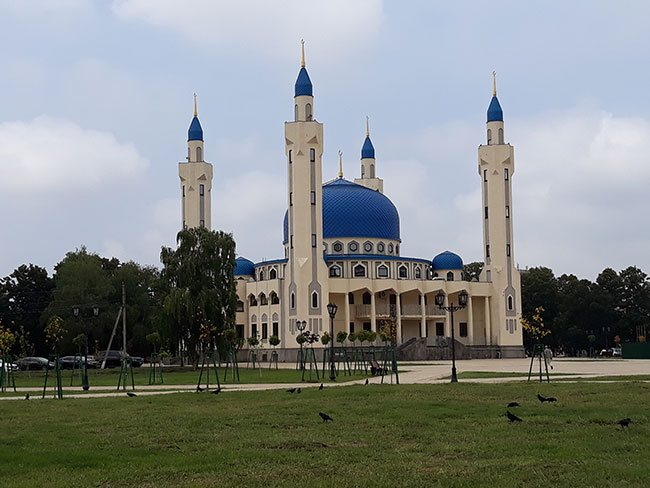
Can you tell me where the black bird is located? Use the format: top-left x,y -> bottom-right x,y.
537,394 -> 557,403
211,388 -> 221,395
297,388 -> 301,394
507,402 -> 520,408
617,418 -> 631,428
506,410 -> 523,422
365,378 -> 369,385
319,412 -> 334,423
24,393 -> 30,400
318,383 -> 324,390
126,392 -> 137,397
286,388 -> 296,394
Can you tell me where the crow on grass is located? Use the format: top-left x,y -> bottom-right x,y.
126,392 -> 137,397
297,388 -> 301,394
211,388 -> 221,395
24,393 -> 30,400
617,418 -> 631,428
506,410 -> 523,422
537,394 -> 557,403
365,378 -> 369,385
507,402 -> 520,408
319,412 -> 334,422
196,386 -> 205,393
286,388 -> 296,394
319,383 -> 324,391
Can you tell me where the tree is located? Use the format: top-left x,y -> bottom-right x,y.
462,262 -> 484,282
160,227 -> 237,365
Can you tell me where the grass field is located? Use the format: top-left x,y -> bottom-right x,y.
1,380 -> 649,487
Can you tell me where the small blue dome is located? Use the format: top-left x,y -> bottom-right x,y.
295,67 -> 313,97
432,251 -> 463,270
361,136 -> 375,159
487,96 -> 503,122
234,257 -> 255,276
188,116 -> 203,141
283,179 -> 400,243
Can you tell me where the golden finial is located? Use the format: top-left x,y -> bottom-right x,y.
301,39 -> 305,68
193,93 -> 198,117
338,150 -> 343,179
366,116 -> 370,137
492,71 -> 497,97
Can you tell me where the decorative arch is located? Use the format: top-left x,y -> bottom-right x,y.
377,241 -> 385,253
311,291 -> 319,309
270,291 -> 280,305
363,240 -> 373,253
377,264 -> 389,278
398,265 -> 408,279
332,241 -> 344,253
354,263 -> 366,278
446,271 -> 454,281
269,268 -> 277,280
414,266 -> 422,279
249,294 -> 257,306
259,292 -> 267,305
329,264 -> 342,278
236,300 -> 244,312
348,240 -> 359,253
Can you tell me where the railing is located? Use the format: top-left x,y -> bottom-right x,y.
425,305 -> 447,317
401,304 -> 422,316
356,304 -> 446,318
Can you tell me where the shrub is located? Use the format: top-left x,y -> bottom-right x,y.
269,335 -> 280,347
321,332 -> 330,345
336,331 -> 348,344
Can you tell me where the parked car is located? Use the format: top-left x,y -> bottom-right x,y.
59,356 -> 100,370
96,351 -> 144,368
0,358 -> 19,372
16,357 -> 54,371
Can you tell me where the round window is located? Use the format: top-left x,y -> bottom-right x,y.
364,242 -> 372,252
349,242 -> 358,252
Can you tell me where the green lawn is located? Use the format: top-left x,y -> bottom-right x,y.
450,371 -> 577,380
1,381 -> 649,487
1,366 -> 369,390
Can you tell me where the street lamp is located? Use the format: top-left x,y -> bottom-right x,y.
435,290 -> 468,383
296,320 -> 307,370
72,305 -> 99,391
326,302 -> 338,381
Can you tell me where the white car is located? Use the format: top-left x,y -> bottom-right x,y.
0,359 -> 19,372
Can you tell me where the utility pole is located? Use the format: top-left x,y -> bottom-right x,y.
122,281 -> 127,354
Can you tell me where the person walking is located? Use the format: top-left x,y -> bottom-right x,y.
544,345 -> 553,370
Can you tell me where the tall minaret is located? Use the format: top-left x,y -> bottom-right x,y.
178,94 -> 213,229
284,41 -> 328,335
478,73 -> 522,348
354,116 -> 383,193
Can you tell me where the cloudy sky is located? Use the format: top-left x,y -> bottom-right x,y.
1,0 -> 649,281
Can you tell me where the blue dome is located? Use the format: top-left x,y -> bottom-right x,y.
432,251 -> 463,270
295,67 -> 313,97
234,257 -> 255,276
283,179 -> 400,243
361,136 -> 375,159
487,96 -> 503,122
188,116 -> 203,141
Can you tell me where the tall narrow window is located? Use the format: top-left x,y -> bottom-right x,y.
460,322 -> 468,337
306,103 -> 312,120
506,244 -> 511,257
196,147 -> 202,161
486,245 -> 490,258
294,104 -> 298,121
348,292 -> 354,304
498,128 -> 504,144
199,219 -> 204,227
505,205 -> 510,218
262,323 -> 268,339
311,292 -> 319,309
182,185 -> 185,197
289,149 -> 292,164
362,292 -> 371,305
483,169 -> 487,182
486,270 -> 491,281
485,206 -> 489,219
508,295 -> 514,311
446,271 -> 454,281
269,269 -> 277,280
200,184 -> 205,196
290,192 -> 293,206
311,234 -> 316,247
311,191 -> 316,205
370,164 -> 375,178
272,322 -> 279,337
310,148 -> 315,162
290,235 -> 293,248
487,128 -> 492,145
504,168 -> 509,180
354,264 -> 366,277
290,293 -> 295,309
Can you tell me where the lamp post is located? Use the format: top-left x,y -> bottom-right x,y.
326,303 -> 338,381
435,290 -> 468,383
72,305 -> 99,391
296,320 -> 307,370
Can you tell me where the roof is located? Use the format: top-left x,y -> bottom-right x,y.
295,67 -> 313,97
361,136 -> 375,159
283,179 -> 400,243
432,251 -> 463,270
325,254 -> 430,264
487,96 -> 503,122
234,257 -> 255,276
188,116 -> 203,141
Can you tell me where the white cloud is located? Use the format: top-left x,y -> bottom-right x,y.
0,116 -> 149,196
0,0 -> 90,14
111,0 -> 383,62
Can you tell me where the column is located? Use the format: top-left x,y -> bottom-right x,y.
370,291 -> 376,332
467,295 -> 474,345
396,293 -> 402,344
485,296 -> 491,346
344,293 -> 351,334
420,292 -> 426,338
444,294 -> 451,337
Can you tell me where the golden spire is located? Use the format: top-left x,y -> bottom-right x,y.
338,150 -> 343,179
301,39 -> 305,68
366,116 -> 370,137
193,92 -> 198,117
492,71 -> 497,97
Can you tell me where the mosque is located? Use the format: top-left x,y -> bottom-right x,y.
178,45 -> 524,359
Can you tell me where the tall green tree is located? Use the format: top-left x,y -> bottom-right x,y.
462,262 -> 483,282
160,227 -> 237,365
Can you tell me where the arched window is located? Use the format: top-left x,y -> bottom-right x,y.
388,243 -> 394,254
362,292 -> 372,305
289,149 -> 292,164
354,264 -> 366,277
363,241 -> 373,253
348,292 -> 354,304
269,268 -> 277,280
259,293 -> 267,305
508,295 -> 514,311
310,148 -> 315,162
311,291 -> 319,309
306,103 -> 312,120
249,295 -> 257,306
377,264 -> 389,278
415,267 -> 421,279
259,270 -> 264,281
187,148 -> 191,160
348,241 -> 359,253
446,271 -> 454,281
487,128 -> 492,145
370,164 -> 375,178
377,242 -> 385,253
236,300 -> 244,312
196,146 -> 202,161
294,104 -> 298,121
395,244 -> 400,255
329,265 -> 342,277
290,292 -> 295,309
270,292 -> 279,305
333,241 -> 343,253
498,128 -> 504,144
398,265 -> 408,279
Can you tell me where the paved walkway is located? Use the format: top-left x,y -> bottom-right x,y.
3,358 -> 649,400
